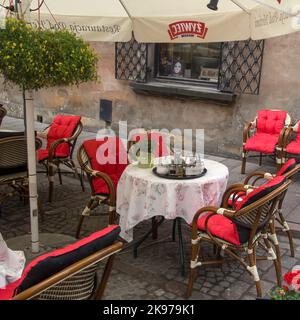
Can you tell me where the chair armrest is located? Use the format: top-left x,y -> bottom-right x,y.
48,132 -> 80,161
243,171 -> 273,185
191,206 -> 236,234
190,206 -> 236,248
278,127 -> 289,150
243,121 -> 255,144
282,127 -> 294,150
37,126 -> 51,139
221,183 -> 247,208
82,165 -> 116,205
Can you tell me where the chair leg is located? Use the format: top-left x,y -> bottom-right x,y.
48,163 -> 55,202
264,232 -> 282,288
259,153 -> 263,166
248,252 -> 262,298
48,180 -> 54,203
177,218 -> 185,277
71,160 -> 85,192
241,151 -> 247,174
186,235 -> 201,298
108,208 -> 118,225
268,220 -> 282,281
58,166 -> 63,185
75,198 -> 97,238
278,210 -> 295,257
94,255 -> 116,300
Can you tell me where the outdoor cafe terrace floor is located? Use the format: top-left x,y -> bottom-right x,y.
0,116 -> 300,300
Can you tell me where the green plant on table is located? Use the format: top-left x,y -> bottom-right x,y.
137,131 -> 157,169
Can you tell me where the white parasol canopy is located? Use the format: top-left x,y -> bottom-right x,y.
28,0 -> 132,42
120,0 -> 300,43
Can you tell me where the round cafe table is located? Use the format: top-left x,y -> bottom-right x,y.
117,159 -> 229,243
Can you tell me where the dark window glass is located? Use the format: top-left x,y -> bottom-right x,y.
157,43 -> 221,83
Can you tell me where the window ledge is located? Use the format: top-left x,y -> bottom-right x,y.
130,80 -> 235,104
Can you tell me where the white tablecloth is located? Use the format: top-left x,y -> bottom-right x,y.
0,233 -> 25,289
117,159 -> 229,242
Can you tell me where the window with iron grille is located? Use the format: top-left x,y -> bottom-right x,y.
155,43 -> 221,85
115,37 -> 264,95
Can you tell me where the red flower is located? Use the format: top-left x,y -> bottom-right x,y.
284,270 -> 300,288
282,285 -> 289,292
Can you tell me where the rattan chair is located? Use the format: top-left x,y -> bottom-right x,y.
243,159 -> 300,258
0,133 -> 42,214
241,109 -> 292,174
0,104 -> 7,127
279,119 -> 300,164
186,177 -> 291,298
38,115 -> 84,202
75,137 -> 128,238
8,226 -> 123,300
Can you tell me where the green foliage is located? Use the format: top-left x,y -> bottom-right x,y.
0,18 -> 98,90
269,286 -> 300,300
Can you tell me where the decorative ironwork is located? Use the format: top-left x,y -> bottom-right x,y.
115,37 -> 148,82
218,40 -> 264,95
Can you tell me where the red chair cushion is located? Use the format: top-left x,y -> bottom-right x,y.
235,176 -> 286,211
244,133 -> 279,154
197,212 -> 241,246
38,149 -> 69,162
276,158 -> 297,176
286,141 -> 300,155
227,191 -> 246,208
256,109 -> 287,135
38,114 -> 81,162
0,225 -> 120,300
83,137 -> 128,194
131,132 -> 169,158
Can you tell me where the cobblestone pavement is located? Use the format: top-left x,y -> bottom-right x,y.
1,116 -> 300,300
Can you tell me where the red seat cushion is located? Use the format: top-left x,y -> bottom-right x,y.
38,114 -> 81,162
0,225 -> 120,300
197,212 -> 241,246
131,132 -> 169,158
38,149 -> 69,162
227,191 -> 247,208
235,176 -> 286,211
285,122 -> 300,155
245,109 -> 287,154
83,137 -> 128,194
286,142 -> 300,155
244,133 -> 279,154
276,158 -> 297,176
256,109 -> 287,135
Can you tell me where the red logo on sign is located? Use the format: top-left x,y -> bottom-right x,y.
168,21 -> 208,40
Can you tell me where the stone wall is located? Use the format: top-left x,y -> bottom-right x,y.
1,32 -> 300,158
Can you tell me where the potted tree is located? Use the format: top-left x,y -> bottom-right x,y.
0,18 -> 98,103
0,18 -> 98,252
